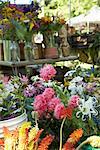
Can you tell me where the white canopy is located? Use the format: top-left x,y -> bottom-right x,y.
67,14 -> 85,26
85,6 -> 100,23
67,6 -> 100,26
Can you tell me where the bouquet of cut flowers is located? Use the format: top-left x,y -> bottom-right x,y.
0,75 -> 29,121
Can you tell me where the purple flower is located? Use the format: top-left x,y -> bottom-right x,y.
23,84 -> 36,97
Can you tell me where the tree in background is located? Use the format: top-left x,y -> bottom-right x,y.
40,0 -> 99,19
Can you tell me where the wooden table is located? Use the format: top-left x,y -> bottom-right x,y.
0,56 -> 78,75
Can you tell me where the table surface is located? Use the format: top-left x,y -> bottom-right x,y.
0,56 -> 78,67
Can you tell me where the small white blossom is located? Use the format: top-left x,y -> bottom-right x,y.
76,96 -> 98,121
64,70 -> 76,77
71,76 -> 83,83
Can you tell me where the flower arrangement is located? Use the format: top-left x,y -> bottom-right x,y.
0,64 -> 99,150
0,75 -> 28,121
39,15 -> 65,48
0,122 -> 54,150
0,122 -> 99,150
0,1 -> 41,41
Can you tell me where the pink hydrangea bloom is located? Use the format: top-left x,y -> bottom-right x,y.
40,64 -> 56,81
33,94 -> 47,115
54,103 -> 65,119
43,88 -> 55,102
48,97 -> 61,112
68,95 -> 80,108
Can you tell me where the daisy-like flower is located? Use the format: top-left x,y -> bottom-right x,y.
71,76 -> 83,83
76,96 -> 98,121
20,75 -> 28,85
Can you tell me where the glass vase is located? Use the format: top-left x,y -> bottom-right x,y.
24,42 -> 33,61
9,41 -> 20,62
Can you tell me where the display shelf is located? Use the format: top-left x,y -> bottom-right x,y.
0,56 -> 78,75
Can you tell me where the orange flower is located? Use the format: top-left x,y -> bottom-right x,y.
59,18 -> 65,24
63,141 -> 75,150
38,135 -> 54,150
3,127 -> 11,138
61,106 -> 73,119
0,139 -> 4,146
69,128 -> 83,145
33,129 -> 43,143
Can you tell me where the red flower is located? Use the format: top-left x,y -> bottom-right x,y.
61,106 -> 73,119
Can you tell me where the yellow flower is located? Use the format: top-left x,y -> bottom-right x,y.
28,127 -> 39,150
3,127 -> 18,150
18,122 -> 31,150
28,127 -> 38,143
29,22 -> 35,31
87,136 -> 100,148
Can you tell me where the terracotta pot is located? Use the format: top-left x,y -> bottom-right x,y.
0,111 -> 27,138
44,47 -> 58,59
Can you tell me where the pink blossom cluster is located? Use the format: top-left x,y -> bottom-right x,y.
33,87 -> 64,119
68,95 -> 80,108
40,64 -> 56,81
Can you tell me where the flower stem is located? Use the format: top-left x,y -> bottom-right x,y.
76,140 -> 88,150
59,117 -> 66,150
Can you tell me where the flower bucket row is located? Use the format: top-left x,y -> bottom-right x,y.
0,122 -> 100,150
0,64 -> 99,149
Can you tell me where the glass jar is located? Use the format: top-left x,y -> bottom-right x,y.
10,41 -> 20,62
24,42 -> 33,61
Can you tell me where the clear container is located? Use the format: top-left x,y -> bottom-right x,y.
10,41 -> 20,62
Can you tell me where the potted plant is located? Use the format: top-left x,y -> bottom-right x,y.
39,15 -> 65,58
0,75 -> 29,138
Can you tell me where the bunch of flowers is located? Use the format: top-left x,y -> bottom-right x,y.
0,1 -> 41,41
0,75 -> 28,120
0,122 -> 54,150
38,15 -> 65,48
23,64 -> 99,149
39,15 -> 65,34
0,122 -> 99,150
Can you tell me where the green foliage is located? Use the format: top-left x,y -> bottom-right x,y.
40,0 -> 98,18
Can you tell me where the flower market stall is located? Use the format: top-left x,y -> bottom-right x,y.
0,0 -> 79,75
0,63 -> 100,150
0,1 -> 100,150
